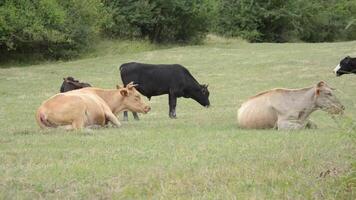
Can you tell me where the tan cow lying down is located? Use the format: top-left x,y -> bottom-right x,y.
237,81 -> 344,130
36,83 -> 150,130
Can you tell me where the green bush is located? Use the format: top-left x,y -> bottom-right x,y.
0,0 -> 106,60
103,0 -> 209,43
214,0 -> 356,42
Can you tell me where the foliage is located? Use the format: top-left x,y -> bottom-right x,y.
103,0 -> 209,43
1,0 -> 356,60
0,0 -> 107,60
214,0 -> 356,42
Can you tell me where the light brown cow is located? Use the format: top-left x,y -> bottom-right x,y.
36,83 -> 150,130
237,81 -> 344,130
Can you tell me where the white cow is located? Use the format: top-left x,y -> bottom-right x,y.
237,81 -> 344,130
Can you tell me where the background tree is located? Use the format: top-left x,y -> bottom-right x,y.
0,0 -> 106,60
103,0 -> 209,43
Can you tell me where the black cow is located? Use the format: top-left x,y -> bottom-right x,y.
120,62 -> 210,120
334,56 -> 356,76
60,77 -> 91,93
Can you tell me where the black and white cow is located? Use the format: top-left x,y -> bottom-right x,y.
333,56 -> 356,76
120,62 -> 210,120
60,77 -> 91,93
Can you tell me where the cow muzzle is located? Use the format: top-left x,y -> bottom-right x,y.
326,105 -> 345,115
143,106 -> 151,113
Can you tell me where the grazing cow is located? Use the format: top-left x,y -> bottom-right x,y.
237,81 -> 344,130
120,62 -> 210,120
36,83 -> 150,130
60,77 -> 91,93
333,56 -> 356,76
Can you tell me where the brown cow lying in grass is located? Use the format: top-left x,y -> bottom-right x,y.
237,81 -> 345,130
36,82 -> 150,130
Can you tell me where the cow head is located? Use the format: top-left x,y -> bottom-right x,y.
116,82 -> 151,114
190,84 -> 210,108
60,77 -> 91,92
333,56 -> 356,76
314,81 -> 344,114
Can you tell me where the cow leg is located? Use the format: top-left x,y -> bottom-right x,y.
72,118 -> 85,130
169,93 -> 177,119
86,124 -> 103,129
132,112 -> 140,120
58,125 -> 75,130
106,112 -> 121,127
277,119 -> 303,130
123,111 -> 129,121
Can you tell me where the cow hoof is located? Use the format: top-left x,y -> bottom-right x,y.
169,115 -> 177,119
134,117 -> 140,121
306,123 -> 317,129
123,117 -> 128,121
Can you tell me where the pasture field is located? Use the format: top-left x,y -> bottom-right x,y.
0,37 -> 355,199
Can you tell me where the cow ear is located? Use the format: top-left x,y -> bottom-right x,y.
345,57 -> 351,63
120,88 -> 128,97
316,88 -> 320,96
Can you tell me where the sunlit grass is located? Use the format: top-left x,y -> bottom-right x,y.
0,38 -> 355,199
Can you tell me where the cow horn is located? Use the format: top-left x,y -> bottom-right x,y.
127,82 -> 138,89
317,81 -> 326,87
128,84 -> 138,88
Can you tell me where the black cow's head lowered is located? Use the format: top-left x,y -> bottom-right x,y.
334,56 -> 356,76
60,77 -> 92,93
191,84 -> 210,108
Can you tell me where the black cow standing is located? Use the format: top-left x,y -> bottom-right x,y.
333,56 -> 356,76
120,62 -> 210,120
60,77 -> 91,93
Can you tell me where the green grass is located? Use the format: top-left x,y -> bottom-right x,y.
0,37 -> 355,199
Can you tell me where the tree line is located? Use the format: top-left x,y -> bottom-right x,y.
1,0 -> 355,60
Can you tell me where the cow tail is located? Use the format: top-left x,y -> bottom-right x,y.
119,64 -> 127,87
119,64 -> 124,72
36,109 -> 50,128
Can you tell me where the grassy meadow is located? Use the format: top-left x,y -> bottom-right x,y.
0,37 -> 355,199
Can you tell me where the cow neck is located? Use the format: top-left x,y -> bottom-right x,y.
111,93 -> 127,114
92,89 -> 124,113
289,86 -> 318,120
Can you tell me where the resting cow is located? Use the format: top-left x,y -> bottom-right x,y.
60,76 -> 91,93
333,56 -> 356,76
120,62 -> 210,120
237,81 -> 344,130
36,83 -> 150,130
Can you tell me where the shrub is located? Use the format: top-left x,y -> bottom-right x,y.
213,0 -> 356,42
103,0 -> 209,43
0,0 -> 106,60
